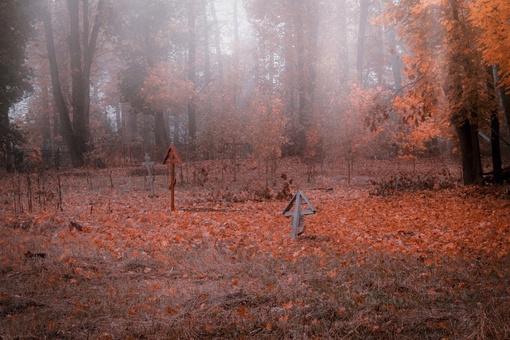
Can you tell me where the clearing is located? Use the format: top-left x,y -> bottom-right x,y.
1,157 -> 509,339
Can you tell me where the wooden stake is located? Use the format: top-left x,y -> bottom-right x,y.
170,163 -> 176,211
163,144 -> 183,212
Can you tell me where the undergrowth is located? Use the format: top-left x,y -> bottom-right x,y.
370,169 -> 458,196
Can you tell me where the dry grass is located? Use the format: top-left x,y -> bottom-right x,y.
1,241 -> 509,339
0,158 -> 509,339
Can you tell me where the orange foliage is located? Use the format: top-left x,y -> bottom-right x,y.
140,61 -> 194,114
3,181 -> 509,270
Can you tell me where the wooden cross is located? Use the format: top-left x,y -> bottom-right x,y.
163,145 -> 183,211
282,190 -> 317,239
142,153 -> 155,197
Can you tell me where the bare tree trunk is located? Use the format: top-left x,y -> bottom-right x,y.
388,27 -> 402,89
499,87 -> 510,132
67,0 -> 88,157
494,65 -> 510,133
488,66 -> 502,182
154,112 -> 169,147
202,0 -> 211,86
187,0 -> 197,144
233,0 -> 239,71
356,0 -> 369,85
209,0 -> 224,81
42,3 -> 81,167
337,0 -> 349,84
455,116 -> 483,185
68,0 -> 104,155
491,112 -> 502,182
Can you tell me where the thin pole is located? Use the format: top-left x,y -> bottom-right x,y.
170,163 -> 176,211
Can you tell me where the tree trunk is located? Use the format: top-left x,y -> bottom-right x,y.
42,3 -> 82,167
202,0 -> 211,86
337,0 -> 349,84
67,0 -> 88,157
42,86 -> 52,146
209,0 -> 224,81
187,0 -> 197,144
492,67 -> 510,135
154,111 -> 168,147
470,121 -> 483,184
500,87 -> 510,132
455,117 -> 482,185
128,107 -> 138,143
356,0 -> 369,85
294,6 -> 307,156
388,27 -> 402,89
488,66 -> 502,182
0,104 -> 11,169
233,0 -> 239,71
491,112 -> 502,182
67,0 -> 104,157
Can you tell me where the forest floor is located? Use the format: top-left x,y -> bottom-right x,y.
1,156 -> 510,339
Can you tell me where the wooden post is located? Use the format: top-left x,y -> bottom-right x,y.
163,145 -> 183,212
170,162 -> 176,211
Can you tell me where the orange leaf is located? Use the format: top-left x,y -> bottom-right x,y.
237,306 -> 248,318
282,301 -> 293,309
165,306 -> 178,315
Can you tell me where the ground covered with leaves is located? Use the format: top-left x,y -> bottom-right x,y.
1,158 -> 509,339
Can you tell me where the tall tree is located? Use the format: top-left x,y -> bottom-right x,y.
42,0 -> 105,167
187,0 -> 197,144
112,0 -> 185,147
470,0 -> 510,132
356,0 -> 370,84
246,0 -> 320,156
0,0 -> 33,169
387,0 -> 490,185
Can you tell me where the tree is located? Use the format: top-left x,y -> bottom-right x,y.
42,0 -> 106,167
246,0 -> 320,157
386,0 -> 492,185
470,0 -> 510,136
187,0 -> 198,145
112,0 -> 188,147
0,0 -> 33,169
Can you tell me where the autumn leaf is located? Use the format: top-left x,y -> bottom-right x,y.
165,306 -> 178,315
282,301 -> 293,309
236,306 -> 249,318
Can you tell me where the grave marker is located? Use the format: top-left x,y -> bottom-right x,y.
163,144 -> 183,211
282,190 -> 317,239
142,153 -> 155,197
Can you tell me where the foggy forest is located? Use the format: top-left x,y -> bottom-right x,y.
1,0 -> 510,338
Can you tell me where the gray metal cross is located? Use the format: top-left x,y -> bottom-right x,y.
142,153 -> 155,197
282,190 -> 317,239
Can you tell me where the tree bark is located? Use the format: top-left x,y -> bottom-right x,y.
202,0 -> 211,86
488,66 -> 502,182
67,0 -> 87,157
494,65 -> 510,133
187,0 -> 197,144
356,0 -> 369,85
337,0 -> 349,84
388,27 -> 402,89
42,3 -> 82,167
67,0 -> 104,157
455,116 -> 483,185
154,111 -> 169,147
209,0 -> 224,81
491,112 -> 502,182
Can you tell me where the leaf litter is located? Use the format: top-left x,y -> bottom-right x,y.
0,162 -> 509,339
